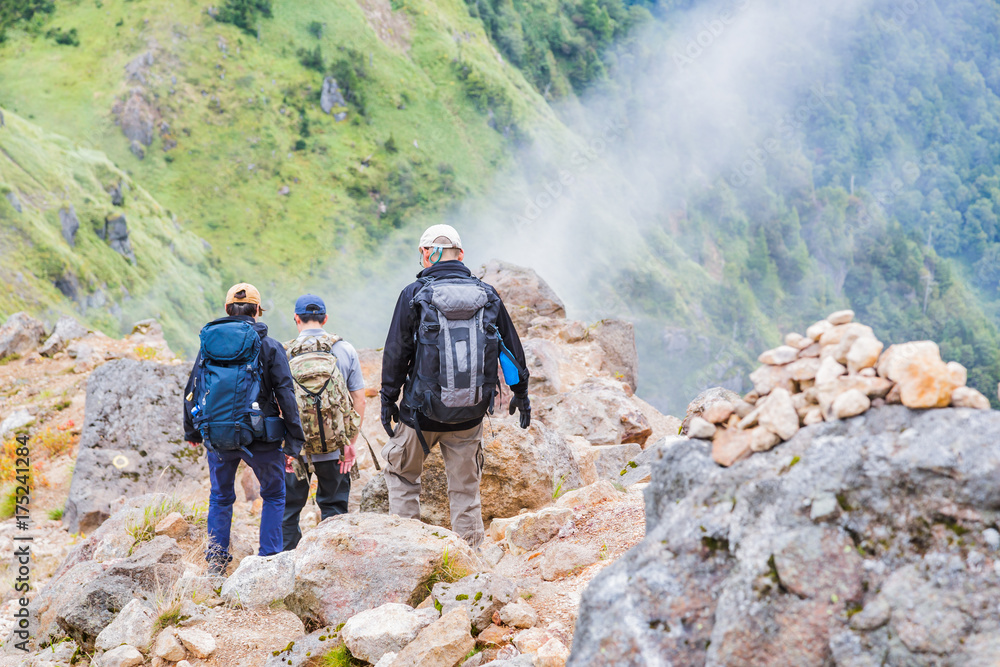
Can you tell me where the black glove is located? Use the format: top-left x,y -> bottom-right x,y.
381,396 -> 400,438
509,392 -> 531,429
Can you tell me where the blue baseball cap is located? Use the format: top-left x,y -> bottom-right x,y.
294,294 -> 326,317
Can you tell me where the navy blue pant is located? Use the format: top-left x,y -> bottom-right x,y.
282,458 -> 351,551
206,446 -> 285,564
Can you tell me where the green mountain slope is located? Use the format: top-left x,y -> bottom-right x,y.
0,108 -> 220,348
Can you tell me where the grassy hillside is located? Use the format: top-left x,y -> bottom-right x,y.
0,0 -> 577,348
0,109 -> 220,348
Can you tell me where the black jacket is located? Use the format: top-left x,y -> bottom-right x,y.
381,260 -> 530,432
183,316 -> 306,452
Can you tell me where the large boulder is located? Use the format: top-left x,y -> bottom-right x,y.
361,419 -> 582,529
535,378 -> 652,447
18,535 -> 183,650
221,552 -> 297,608
38,315 -> 90,357
0,312 -> 46,359
570,406 -> 1000,666
284,513 -> 483,629
64,359 -> 208,534
476,260 -> 566,330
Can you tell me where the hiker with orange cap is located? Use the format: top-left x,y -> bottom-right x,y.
183,283 -> 305,575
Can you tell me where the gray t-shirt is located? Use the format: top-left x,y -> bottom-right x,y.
294,328 -> 365,462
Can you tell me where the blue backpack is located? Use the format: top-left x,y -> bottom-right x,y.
191,320 -> 265,454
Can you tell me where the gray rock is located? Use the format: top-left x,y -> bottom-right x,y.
589,319 -> 640,391
21,535 -> 183,650
570,407 -> 1000,666
94,644 -> 143,667
107,181 -> 125,206
262,626 -> 340,667
360,470 -> 390,513
431,572 -> 518,632
129,140 -> 145,159
118,90 -> 155,146
5,191 -> 21,213
95,598 -> 156,651
39,316 -> 90,357
341,603 -> 437,663
285,513 -> 483,629
0,311 -> 46,359
103,213 -> 136,263
499,599 -> 537,628
59,205 -> 80,246
320,77 -> 347,113
616,436 -> 687,488
593,443 -> 642,480
64,359 -> 209,534
221,552 -> 296,608
0,408 -> 35,437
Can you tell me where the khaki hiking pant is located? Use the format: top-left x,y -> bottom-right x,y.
382,422 -> 485,548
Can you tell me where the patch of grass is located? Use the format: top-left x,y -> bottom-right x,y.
153,600 -> 186,633
53,400 -> 71,411
552,473 -> 567,499
47,506 -> 63,520
133,345 -> 158,360
0,353 -> 21,365
0,486 -> 17,520
124,497 -> 188,554
320,644 -> 364,667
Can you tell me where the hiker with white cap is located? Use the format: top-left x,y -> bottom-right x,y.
379,224 -> 531,548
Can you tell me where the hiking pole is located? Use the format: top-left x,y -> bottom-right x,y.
359,430 -> 381,471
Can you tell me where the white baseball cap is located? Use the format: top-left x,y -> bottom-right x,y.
418,224 -> 463,249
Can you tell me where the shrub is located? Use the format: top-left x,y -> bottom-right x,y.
45,26 -> 79,46
213,0 -> 272,36
297,45 -> 324,73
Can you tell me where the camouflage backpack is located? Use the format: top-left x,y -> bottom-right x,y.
285,332 -> 359,458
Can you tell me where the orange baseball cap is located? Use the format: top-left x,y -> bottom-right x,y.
225,283 -> 264,311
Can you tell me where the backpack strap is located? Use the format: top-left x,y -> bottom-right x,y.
294,376 -> 336,455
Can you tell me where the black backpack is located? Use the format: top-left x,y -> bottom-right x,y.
402,276 -> 502,432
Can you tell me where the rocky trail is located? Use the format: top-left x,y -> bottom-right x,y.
1,261 -> 997,667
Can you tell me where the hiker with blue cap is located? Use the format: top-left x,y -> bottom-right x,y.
281,294 -> 367,550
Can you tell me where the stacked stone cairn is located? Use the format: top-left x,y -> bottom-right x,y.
686,309 -> 993,466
